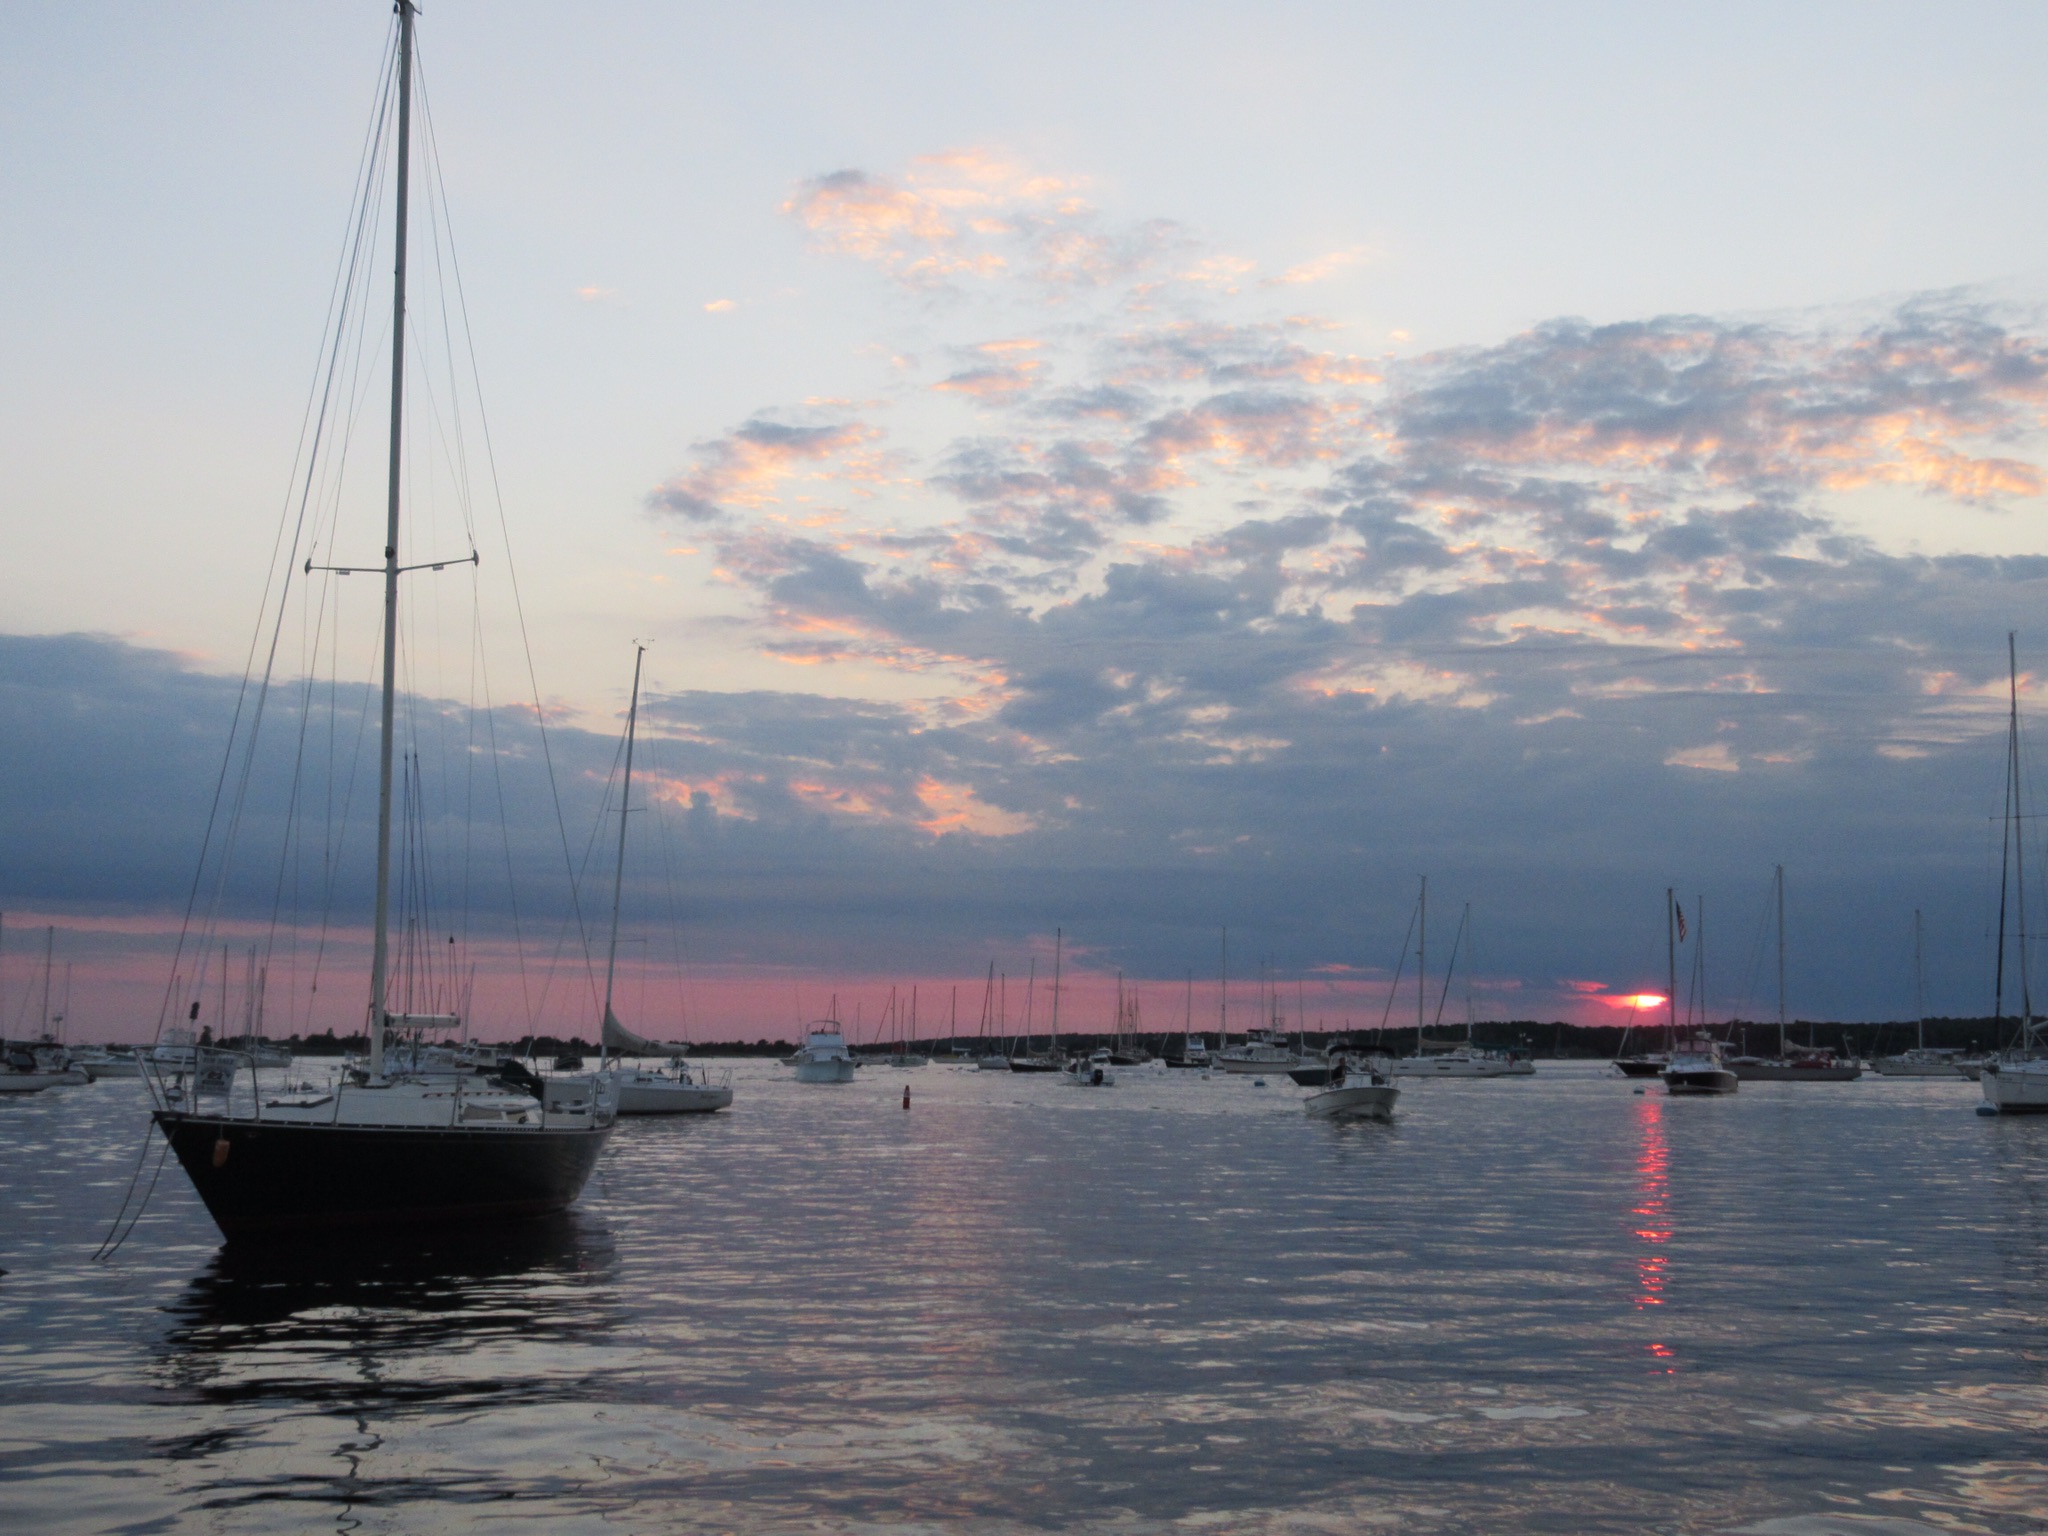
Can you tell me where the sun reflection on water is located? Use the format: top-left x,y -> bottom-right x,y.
1630,1093 -> 1675,1371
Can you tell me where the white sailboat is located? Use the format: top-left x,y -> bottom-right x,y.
1981,635 -> 2048,1114
1873,910 -> 1966,1077
596,646 -> 732,1116
0,923 -> 89,1092
1387,891 -> 1526,1078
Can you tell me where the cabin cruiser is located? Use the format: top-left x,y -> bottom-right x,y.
1662,1036 -> 1738,1095
789,1025 -> 858,1083
1870,1048 -> 1967,1078
1165,1037 -> 1212,1069
1213,1028 -> 1303,1074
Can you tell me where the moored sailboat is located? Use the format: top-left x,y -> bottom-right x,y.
142,3 -> 614,1236
1980,635 -> 2048,1114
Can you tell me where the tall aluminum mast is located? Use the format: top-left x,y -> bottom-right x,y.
599,645 -> 648,1067
367,0 -> 417,1079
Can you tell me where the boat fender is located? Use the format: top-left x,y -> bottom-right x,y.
211,1136 -> 231,1168
902,1084 -> 911,1110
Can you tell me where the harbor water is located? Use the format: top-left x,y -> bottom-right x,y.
1,1061 -> 2043,1534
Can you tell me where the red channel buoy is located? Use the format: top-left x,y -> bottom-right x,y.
902,1084 -> 911,1110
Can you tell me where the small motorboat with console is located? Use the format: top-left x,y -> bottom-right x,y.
1062,1049 -> 1116,1086
1303,1058 -> 1400,1120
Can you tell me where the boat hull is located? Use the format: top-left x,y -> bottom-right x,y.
152,1111 -> 612,1239
1980,1060 -> 2048,1113
1389,1056 -> 1522,1078
1304,1083 -> 1399,1120
1613,1057 -> 1666,1078
614,1080 -> 732,1114
1728,1059 -> 1862,1082
1663,1067 -> 1738,1095
1008,1058 -> 1061,1073
793,1059 -> 856,1083
1870,1058 -> 1964,1078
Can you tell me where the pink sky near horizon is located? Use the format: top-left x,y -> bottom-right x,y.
0,909 -> 1721,1046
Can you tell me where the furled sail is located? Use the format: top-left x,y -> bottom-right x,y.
602,1008 -> 688,1059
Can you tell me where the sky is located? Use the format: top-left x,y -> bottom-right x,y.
6,2 -> 2048,1043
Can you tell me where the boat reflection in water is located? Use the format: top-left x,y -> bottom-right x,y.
153,1214 -> 619,1404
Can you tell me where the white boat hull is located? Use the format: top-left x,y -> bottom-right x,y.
613,1075 -> 733,1114
1871,1057 -> 1964,1078
794,1058 -> 856,1084
1388,1055 -> 1525,1078
1304,1083 -> 1399,1119
1980,1059 -> 2048,1113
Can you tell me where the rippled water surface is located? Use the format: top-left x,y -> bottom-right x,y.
2,1062 -> 2045,1534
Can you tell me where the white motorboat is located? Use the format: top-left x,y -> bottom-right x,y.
1062,1049 -> 1117,1086
72,1047 -> 144,1080
792,1026 -> 858,1083
1213,1028 -> 1303,1074
1663,1036 -> 1738,1095
1,1040 -> 90,1093
1303,1059 -> 1399,1120
1870,1048 -> 1966,1078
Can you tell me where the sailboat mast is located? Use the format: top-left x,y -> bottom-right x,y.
2012,634 -> 2035,1044
599,645 -> 646,1067
1218,926 -> 1228,1046
1913,908 -> 1925,1052
1776,864 -> 1787,1053
1417,876 -> 1427,1043
1050,928 -> 1062,1046
367,0 -> 417,1079
1667,888 -> 1677,1040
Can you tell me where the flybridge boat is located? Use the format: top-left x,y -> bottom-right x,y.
790,1026 -> 858,1083
142,3 -> 615,1237
1213,1028 -> 1305,1074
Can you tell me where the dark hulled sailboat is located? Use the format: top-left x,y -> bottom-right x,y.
143,2 -> 614,1239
